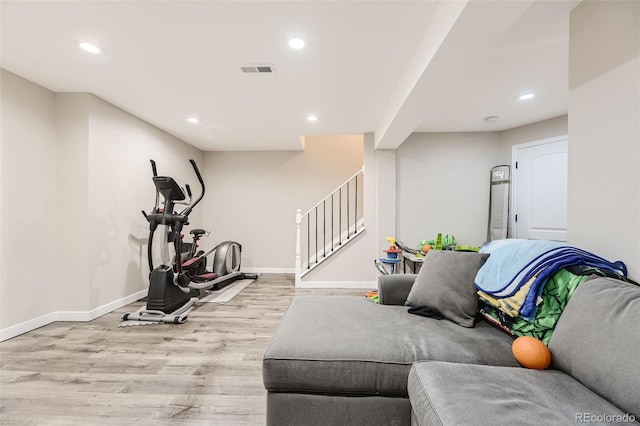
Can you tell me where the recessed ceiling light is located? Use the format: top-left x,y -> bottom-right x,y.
187,117 -> 200,124
518,92 -> 536,101
79,42 -> 103,55
307,115 -> 318,122
289,38 -> 305,49
484,116 -> 498,123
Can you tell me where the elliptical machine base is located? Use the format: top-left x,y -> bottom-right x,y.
122,266 -> 200,325
147,266 -> 200,312
121,296 -> 198,325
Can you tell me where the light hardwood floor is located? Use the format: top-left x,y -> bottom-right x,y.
0,274 -> 367,425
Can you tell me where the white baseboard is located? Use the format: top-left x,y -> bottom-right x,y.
0,289 -> 147,342
0,312 -> 59,343
56,289 -> 148,322
243,267 -> 295,274
297,281 -> 376,289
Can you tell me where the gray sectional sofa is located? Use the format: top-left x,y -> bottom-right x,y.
263,273 -> 640,425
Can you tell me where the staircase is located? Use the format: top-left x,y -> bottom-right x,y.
295,168 -> 365,286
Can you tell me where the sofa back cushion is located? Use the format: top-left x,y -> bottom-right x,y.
405,251 -> 489,327
549,277 -> 640,418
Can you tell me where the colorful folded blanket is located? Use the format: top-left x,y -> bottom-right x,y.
476,239 -> 626,320
479,268 -> 587,344
479,265 -> 636,344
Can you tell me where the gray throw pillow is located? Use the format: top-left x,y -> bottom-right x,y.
405,250 -> 489,327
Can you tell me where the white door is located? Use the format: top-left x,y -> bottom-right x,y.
513,136 -> 568,241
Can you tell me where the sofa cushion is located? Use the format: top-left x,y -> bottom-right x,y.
263,296 -> 518,397
408,361 -> 638,426
405,251 -> 489,327
549,277 -> 640,419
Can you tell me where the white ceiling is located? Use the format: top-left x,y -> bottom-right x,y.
0,0 -> 578,151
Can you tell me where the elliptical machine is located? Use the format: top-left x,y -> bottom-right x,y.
122,159 -> 257,325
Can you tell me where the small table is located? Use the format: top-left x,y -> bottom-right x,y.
402,252 -> 425,274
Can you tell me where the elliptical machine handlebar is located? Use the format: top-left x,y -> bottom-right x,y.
180,159 -> 205,217
150,159 -> 160,213
142,159 -> 206,289
144,159 -> 203,217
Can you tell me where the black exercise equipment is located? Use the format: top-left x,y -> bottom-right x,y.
122,159 -> 257,325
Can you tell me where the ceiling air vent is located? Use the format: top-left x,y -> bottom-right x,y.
240,64 -> 275,74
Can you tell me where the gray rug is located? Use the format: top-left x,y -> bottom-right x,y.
199,279 -> 255,303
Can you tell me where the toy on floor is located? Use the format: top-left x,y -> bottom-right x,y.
365,290 -> 379,304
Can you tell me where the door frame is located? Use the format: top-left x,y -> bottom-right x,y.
511,134 -> 568,239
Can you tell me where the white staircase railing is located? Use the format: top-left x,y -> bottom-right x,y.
295,168 -> 365,285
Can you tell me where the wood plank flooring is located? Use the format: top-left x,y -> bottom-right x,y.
0,274 -> 368,425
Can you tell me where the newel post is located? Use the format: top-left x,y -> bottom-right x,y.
295,208 -> 302,287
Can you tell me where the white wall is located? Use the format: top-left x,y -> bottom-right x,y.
1,70 -> 58,332
202,135 -> 363,271
393,118 -> 568,252
497,115 -> 568,164
376,149 -> 398,254
498,115 -> 569,238
568,0 -> 640,280
55,93 -> 91,311
396,132 -> 501,249
87,95 -> 203,310
1,71 -> 203,339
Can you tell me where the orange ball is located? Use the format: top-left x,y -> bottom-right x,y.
512,336 -> 551,369
421,244 -> 433,253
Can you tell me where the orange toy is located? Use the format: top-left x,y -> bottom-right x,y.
512,336 -> 551,369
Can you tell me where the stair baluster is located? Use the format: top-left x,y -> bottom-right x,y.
295,168 -> 365,285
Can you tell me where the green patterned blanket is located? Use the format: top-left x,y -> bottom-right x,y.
479,266 -> 630,344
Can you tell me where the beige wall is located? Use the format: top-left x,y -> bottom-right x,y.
202,135 -> 363,270
568,0 -> 640,279
1,70 -> 58,332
